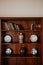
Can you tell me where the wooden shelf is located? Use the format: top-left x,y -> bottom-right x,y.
2,56 -> 40,58
2,54 -> 40,58
1,42 -> 40,45
1,29 -> 41,32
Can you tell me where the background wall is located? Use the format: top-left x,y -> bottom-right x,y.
0,0 -> 43,17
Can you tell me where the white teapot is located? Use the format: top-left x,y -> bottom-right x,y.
5,48 -> 12,55
31,48 -> 37,55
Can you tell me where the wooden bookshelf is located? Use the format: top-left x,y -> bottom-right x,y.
0,17 -> 43,65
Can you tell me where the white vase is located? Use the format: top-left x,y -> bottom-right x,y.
19,33 -> 24,43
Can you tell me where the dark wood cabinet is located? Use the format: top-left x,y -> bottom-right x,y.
0,17 -> 43,65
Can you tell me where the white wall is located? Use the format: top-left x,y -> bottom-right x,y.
0,0 -> 43,17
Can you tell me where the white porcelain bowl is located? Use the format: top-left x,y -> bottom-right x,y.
30,34 -> 38,42
31,48 -> 37,55
5,48 -> 12,55
4,35 -> 12,43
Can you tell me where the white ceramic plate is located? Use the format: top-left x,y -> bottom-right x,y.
30,34 -> 38,42
4,35 -> 12,43
5,48 -> 12,55
31,48 -> 37,55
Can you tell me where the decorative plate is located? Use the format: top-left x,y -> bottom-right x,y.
4,35 -> 12,43
30,34 -> 38,42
